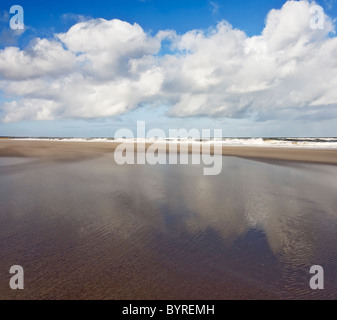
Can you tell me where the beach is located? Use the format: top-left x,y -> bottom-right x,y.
1,139 -> 337,164
0,139 -> 337,299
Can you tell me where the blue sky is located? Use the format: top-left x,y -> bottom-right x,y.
2,0 -> 335,47
1,0 -> 291,38
0,0 -> 337,137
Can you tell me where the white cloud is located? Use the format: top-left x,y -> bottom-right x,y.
165,1 -> 337,120
0,39 -> 76,80
0,0 -> 337,123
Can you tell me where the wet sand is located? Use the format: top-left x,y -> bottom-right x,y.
0,139 -> 337,164
0,139 -> 337,163
0,140 -> 337,300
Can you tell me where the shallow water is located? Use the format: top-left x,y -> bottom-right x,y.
0,155 -> 336,299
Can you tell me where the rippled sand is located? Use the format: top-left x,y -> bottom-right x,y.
0,141 -> 337,299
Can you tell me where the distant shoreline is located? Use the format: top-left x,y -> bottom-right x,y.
2,136 -> 337,149
1,139 -> 337,165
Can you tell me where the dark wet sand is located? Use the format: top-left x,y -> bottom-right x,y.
0,140 -> 337,300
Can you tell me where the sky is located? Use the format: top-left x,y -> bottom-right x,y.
0,0 -> 337,137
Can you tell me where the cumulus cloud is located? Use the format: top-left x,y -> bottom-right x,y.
165,0 -> 337,120
0,0 -> 337,123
